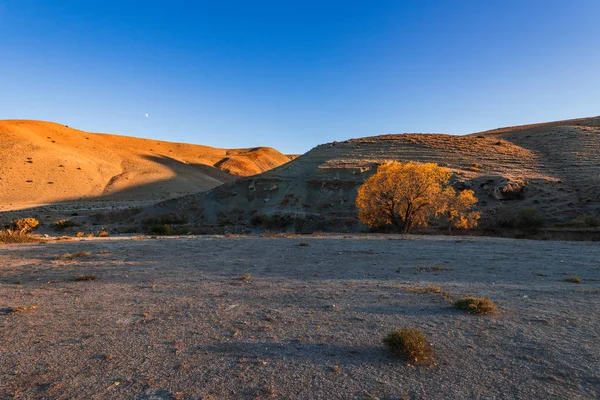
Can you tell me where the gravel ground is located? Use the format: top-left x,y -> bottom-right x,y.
1,234 -> 599,399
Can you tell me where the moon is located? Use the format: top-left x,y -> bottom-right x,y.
145,113 -> 149,118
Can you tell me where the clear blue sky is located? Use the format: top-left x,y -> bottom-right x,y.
1,1 -> 599,153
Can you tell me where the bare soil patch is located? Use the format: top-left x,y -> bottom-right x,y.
1,235 -> 599,399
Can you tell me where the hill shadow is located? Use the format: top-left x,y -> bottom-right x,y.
0,154 -> 239,220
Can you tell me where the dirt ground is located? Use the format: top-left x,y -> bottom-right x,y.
1,234 -> 599,399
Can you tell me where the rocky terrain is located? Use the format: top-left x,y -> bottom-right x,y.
142,117 -> 600,233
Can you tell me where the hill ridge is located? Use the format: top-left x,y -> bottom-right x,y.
0,120 -> 290,209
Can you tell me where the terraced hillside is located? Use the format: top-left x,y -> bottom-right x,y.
0,120 -> 290,210
144,117 -> 600,232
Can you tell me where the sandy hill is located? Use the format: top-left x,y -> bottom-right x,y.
145,116 -> 600,232
0,120 -> 290,209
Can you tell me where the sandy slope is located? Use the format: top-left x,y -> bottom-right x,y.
0,235 -> 598,399
149,116 -> 600,229
0,120 -> 290,209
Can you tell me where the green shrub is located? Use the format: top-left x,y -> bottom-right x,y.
383,328 -> 433,364
149,224 -> 175,235
580,215 -> 600,228
514,208 -> 544,231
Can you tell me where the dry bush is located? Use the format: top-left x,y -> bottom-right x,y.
5,305 -> 37,314
97,228 -> 110,237
60,251 -> 92,259
0,229 -> 42,244
10,218 -> 39,233
402,285 -> 442,294
454,297 -> 496,314
72,274 -> 98,281
54,219 -> 79,230
383,328 -> 433,364
564,276 -> 582,283
415,265 -> 453,272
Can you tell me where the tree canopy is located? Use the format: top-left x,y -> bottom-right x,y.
356,161 -> 479,233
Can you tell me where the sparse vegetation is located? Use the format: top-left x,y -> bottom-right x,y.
514,208 -> 544,231
72,274 -> 98,281
401,285 -> 442,294
0,229 -> 42,244
565,276 -> 582,283
415,265 -> 453,272
454,297 -> 497,314
10,218 -> 40,233
383,328 -> 433,364
6,305 -> 38,313
150,224 -> 175,235
60,251 -> 92,259
97,228 -> 110,237
54,219 -> 79,230
356,161 -> 479,233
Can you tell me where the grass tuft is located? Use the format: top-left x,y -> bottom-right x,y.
54,219 -> 79,230
383,328 -> 433,364
564,276 -> 582,283
97,228 -> 110,237
402,285 -> 442,294
60,251 -> 93,259
454,297 -> 496,314
9,305 -> 38,313
0,229 -> 42,244
415,265 -> 453,272
72,274 -> 98,281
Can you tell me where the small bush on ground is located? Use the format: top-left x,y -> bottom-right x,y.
11,218 -> 39,233
514,208 -> 544,231
60,251 -> 92,259
54,219 -> 79,230
150,224 -> 175,235
0,229 -> 42,244
580,215 -> 600,228
8,305 -> 37,313
97,228 -> 110,237
383,328 -> 433,364
72,274 -> 98,281
454,297 -> 497,314
564,276 -> 582,283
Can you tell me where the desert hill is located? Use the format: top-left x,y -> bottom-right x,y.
0,120 -> 290,209
144,116 -> 600,232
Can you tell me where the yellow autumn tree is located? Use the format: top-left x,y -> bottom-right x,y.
356,161 -> 479,233
446,189 -> 480,231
